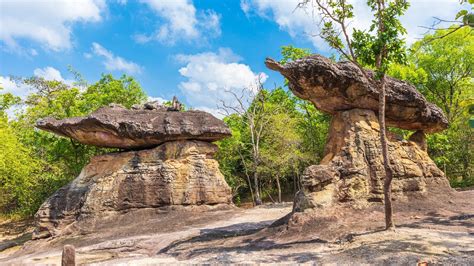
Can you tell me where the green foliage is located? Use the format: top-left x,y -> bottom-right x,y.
217,79 -> 329,203
0,114 -> 64,215
279,45 -> 330,160
0,91 -> 21,112
217,88 -> 311,202
216,114 -> 248,197
352,0 -> 409,75
82,74 -> 146,110
0,74 -> 147,215
390,27 -> 474,187
456,0 -> 474,26
280,45 -> 312,65
410,26 -> 474,123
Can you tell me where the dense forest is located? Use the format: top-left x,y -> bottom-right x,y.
0,27 -> 472,217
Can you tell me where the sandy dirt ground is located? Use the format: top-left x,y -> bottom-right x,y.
0,190 -> 473,265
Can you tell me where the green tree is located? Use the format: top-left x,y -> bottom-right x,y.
216,114 -> 251,203
217,47 -> 332,205
0,74 -> 147,216
411,27 -> 473,123
390,27 -> 474,186
279,45 -> 331,162
299,0 -> 410,229
259,110 -> 303,202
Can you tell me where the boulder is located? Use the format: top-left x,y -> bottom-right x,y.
33,140 -> 233,238
36,104 -> 231,149
293,109 -> 451,211
265,56 -> 448,133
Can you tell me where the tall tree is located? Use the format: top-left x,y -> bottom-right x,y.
219,81 -> 281,205
298,0 -> 409,229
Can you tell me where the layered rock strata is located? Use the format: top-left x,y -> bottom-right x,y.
293,109 -> 450,211
34,102 -> 233,238
265,56 -> 451,212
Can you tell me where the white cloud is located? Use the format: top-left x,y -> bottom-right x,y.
1,67 -> 77,104
176,48 -> 268,117
0,0 -> 105,52
33,66 -> 75,86
136,0 -> 221,44
0,76 -> 31,99
242,0 -> 464,51
33,67 -> 64,82
91,42 -> 142,74
240,0 -> 251,14
147,96 -> 168,103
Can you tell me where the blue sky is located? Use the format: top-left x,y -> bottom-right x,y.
0,0 -> 465,116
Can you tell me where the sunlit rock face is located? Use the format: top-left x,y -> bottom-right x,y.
36,104 -> 231,150
34,102 -> 233,238
266,56 -> 451,212
293,109 -> 450,212
34,140 -> 232,238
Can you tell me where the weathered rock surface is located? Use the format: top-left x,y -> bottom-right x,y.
36,104 -> 231,149
265,56 -> 448,133
293,109 -> 451,211
33,140 -> 233,238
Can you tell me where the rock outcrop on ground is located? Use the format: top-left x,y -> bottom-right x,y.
36,104 -> 231,149
265,56 -> 448,133
266,55 -> 452,212
34,102 -> 233,238
293,109 -> 450,211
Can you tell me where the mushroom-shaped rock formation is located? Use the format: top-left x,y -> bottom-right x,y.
33,102 -> 233,238
265,55 -> 448,133
266,55 -> 452,212
37,104 -> 231,150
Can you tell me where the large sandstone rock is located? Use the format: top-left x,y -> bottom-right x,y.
265,56 -> 448,133
36,104 -> 231,149
34,140 -> 232,238
293,109 -> 451,211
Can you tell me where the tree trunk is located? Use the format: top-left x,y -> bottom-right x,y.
378,75 -> 395,230
246,174 -> 255,205
253,171 -> 262,205
275,175 -> 282,203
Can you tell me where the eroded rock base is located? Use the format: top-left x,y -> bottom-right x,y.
34,140 -> 232,238
294,109 -> 451,211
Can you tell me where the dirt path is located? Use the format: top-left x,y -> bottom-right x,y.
1,190 -> 473,265
0,204 -> 292,264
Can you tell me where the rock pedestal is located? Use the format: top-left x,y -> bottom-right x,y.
266,55 -> 452,212
293,109 -> 450,211
34,103 -> 233,238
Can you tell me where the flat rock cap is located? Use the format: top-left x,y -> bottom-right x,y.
36,104 -> 231,149
265,55 -> 448,133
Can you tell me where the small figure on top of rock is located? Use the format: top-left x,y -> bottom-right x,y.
169,96 -> 183,111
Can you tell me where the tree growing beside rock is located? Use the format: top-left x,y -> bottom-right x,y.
296,0 -> 410,229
